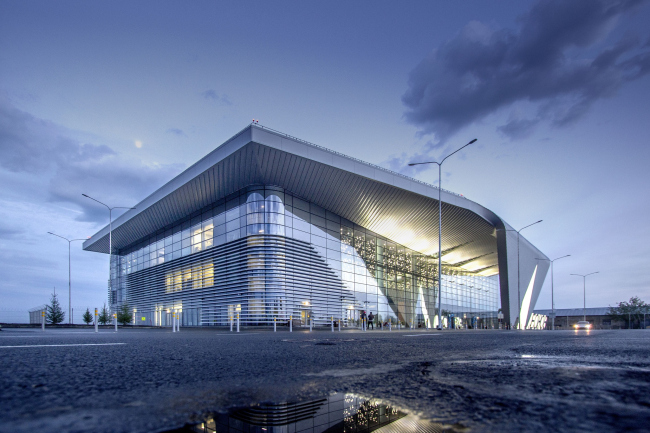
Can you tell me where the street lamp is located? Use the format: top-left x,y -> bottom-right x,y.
536,254 -> 570,330
570,272 -> 599,321
82,194 -> 135,307
497,220 -> 543,330
47,232 -> 87,324
409,138 -> 477,331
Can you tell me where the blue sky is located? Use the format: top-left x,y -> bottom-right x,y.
1,0 -> 649,321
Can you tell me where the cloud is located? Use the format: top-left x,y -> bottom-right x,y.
0,98 -> 185,225
402,0 -> 650,143
201,89 -> 233,106
0,102 -> 115,173
0,222 -> 24,240
497,116 -> 540,140
201,89 -> 219,100
166,128 -> 187,137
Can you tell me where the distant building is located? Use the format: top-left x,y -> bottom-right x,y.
534,307 -> 628,330
28,305 -> 46,324
84,125 -> 549,329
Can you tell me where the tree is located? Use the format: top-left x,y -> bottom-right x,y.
116,303 -> 132,326
82,308 -> 93,325
46,290 -> 65,325
98,302 -> 111,325
608,297 -> 650,329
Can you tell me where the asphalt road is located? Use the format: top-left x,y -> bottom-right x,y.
1,327 -> 649,433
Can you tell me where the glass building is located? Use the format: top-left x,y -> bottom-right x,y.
187,392 -> 436,433
84,125 -> 549,329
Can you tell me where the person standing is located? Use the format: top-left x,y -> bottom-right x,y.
368,312 -> 374,330
360,310 -> 367,329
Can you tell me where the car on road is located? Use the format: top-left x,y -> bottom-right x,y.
574,321 -> 591,330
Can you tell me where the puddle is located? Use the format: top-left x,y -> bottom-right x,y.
166,393 -> 456,433
304,364 -> 405,378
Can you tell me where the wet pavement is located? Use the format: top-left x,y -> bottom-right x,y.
1,327 -> 649,433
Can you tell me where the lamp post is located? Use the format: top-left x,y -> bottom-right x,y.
497,220 -> 542,330
536,254 -> 570,330
47,232 -> 86,324
82,194 -> 135,308
409,138 -> 477,331
570,272 -> 598,321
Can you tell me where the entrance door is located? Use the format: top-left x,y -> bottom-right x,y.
301,309 -> 311,326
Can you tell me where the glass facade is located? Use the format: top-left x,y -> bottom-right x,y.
189,392 -> 411,433
112,185 -> 499,329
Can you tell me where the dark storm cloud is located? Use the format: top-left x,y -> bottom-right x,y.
402,0 -> 650,143
0,99 -> 184,225
497,116 -> 540,140
0,102 -> 115,173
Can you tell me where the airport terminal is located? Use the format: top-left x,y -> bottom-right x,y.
83,125 -> 549,329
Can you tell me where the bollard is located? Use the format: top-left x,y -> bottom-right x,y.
309,317 -> 313,332
338,318 -> 341,332
172,312 -> 176,332
230,316 -> 233,332
114,313 -> 117,332
274,317 -> 277,332
290,316 -> 293,332
94,308 -> 98,333
331,316 -> 334,332
389,321 -> 392,331
236,313 -> 240,332
41,310 -> 45,332
177,310 -> 180,333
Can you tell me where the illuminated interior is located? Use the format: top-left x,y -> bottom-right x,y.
113,186 -> 500,328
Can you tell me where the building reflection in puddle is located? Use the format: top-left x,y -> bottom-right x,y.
184,393 -> 437,433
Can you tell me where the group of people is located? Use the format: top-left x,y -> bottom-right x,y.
360,310 -> 376,329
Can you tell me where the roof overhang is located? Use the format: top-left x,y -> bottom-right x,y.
83,125 -> 528,276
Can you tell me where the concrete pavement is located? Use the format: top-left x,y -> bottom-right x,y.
1,327 -> 649,432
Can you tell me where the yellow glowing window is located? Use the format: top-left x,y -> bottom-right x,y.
203,264 -> 214,287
